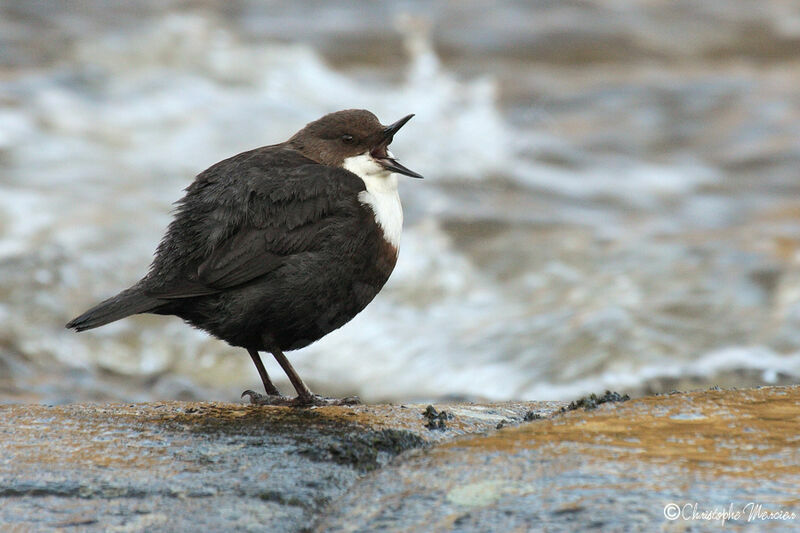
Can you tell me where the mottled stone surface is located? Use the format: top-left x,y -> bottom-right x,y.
319,387 -> 800,532
0,400 -> 559,531
1,388 -> 799,532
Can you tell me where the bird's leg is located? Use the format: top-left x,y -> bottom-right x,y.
241,348 -> 285,404
269,347 -> 314,400
267,342 -> 360,407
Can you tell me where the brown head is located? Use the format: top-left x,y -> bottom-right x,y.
288,109 -> 423,179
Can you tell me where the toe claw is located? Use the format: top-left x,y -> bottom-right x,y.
242,390 -> 283,405
241,389 -> 258,400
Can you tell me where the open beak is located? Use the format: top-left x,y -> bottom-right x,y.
371,114 -> 424,179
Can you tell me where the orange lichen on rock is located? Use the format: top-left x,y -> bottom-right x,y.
444,386 -> 800,481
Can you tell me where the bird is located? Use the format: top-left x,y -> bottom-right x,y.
66,109 -> 422,406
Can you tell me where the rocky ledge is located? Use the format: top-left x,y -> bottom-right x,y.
1,387 -> 798,532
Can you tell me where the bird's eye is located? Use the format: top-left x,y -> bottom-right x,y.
341,134 -> 354,144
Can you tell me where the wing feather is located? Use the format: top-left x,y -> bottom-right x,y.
145,147 -> 365,299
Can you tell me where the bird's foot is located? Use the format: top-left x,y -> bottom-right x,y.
241,390 -> 360,407
292,393 -> 361,407
241,389 -> 291,406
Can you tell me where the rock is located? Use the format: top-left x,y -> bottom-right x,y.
318,386 -> 800,532
0,400 -> 558,531
1,388 -> 798,531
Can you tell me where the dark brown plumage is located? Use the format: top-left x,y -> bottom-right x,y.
66,109 -> 422,406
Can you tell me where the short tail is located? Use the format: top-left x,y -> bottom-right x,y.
66,287 -> 161,331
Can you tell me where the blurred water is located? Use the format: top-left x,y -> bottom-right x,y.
2,1 -> 800,403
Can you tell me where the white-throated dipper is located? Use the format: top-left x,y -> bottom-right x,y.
66,109 -> 422,406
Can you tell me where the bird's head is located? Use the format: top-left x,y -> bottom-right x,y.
289,109 -> 423,180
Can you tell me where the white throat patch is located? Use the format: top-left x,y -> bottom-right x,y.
342,152 -> 403,248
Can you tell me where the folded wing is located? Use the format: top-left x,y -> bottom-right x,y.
145,147 -> 365,299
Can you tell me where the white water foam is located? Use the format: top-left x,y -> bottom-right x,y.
2,11 -> 797,402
